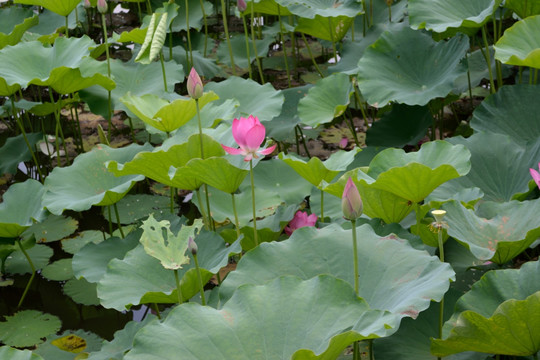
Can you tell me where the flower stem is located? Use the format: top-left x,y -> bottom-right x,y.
480,25 -> 496,94
101,13 -> 113,141
249,159 -> 258,246
113,203 -> 125,238
193,253 -> 206,305
241,13 -> 253,79
196,189 -> 210,230
199,0 -> 209,56
250,3 -> 265,83
159,52 -> 168,92
196,99 -> 205,158
173,269 -> 184,304
351,219 -> 359,294
277,5 -> 291,87
320,189 -> 324,222
437,222 -> 445,345
185,0 -> 194,68
16,239 -> 36,309
231,193 -> 241,240
301,33 -> 324,78
220,0 -> 236,75
107,205 -> 113,234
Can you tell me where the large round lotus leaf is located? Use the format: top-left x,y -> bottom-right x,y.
274,0 -> 363,18
432,260 -> 540,357
366,104 -> 433,148
182,157 -> 248,194
495,15 -> 540,68
0,347 -> 44,360
244,0 -> 292,16
357,27 -> 469,107
447,132 -> 540,201
409,0 -> 501,33
296,15 -> 354,42
22,215 -> 78,243
41,258 -> 73,281
0,37 -> 115,94
279,148 -> 360,188
0,310 -> 61,348
471,85 -> 540,142
170,0 -> 213,31
216,34 -> 273,68
120,91 -> 218,134
107,134 -> 224,190
363,141 -> 471,203
126,276 -> 398,360
0,7 -> 38,49
5,244 -> 53,275
0,179 -> 46,238
14,0 -> 80,16
297,73 -> 353,127
80,58 -> 184,119
0,133 -> 43,176
265,85 -> 309,142
504,0 -> 540,18
43,143 -> 153,215
205,77 -> 284,122
441,200 -> 540,264
97,232 -> 241,311
220,224 -> 455,323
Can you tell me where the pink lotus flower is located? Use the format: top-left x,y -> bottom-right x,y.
530,163 -> 540,189
284,211 -> 317,235
237,0 -> 247,12
342,177 -> 363,220
97,0 -> 107,13
83,0 -> 91,9
222,115 -> 276,161
187,67 -> 203,100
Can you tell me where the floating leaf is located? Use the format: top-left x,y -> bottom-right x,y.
23,215 -> 78,243
42,258 -> 73,281
61,230 -> 105,255
126,276 -> 397,360
34,330 -> 102,360
51,334 -> 87,353
0,7 -> 38,49
109,194 -> 175,225
357,27 -> 469,106
5,244 -> 54,275
0,347 -> 44,360
495,14 -> 540,69
0,310 -> 61,347
64,278 -> 100,306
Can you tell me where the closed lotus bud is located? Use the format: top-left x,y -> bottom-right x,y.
188,237 -> 198,255
342,177 -> 363,220
83,0 -> 91,9
97,0 -> 108,14
237,0 -> 247,12
187,67 -> 204,99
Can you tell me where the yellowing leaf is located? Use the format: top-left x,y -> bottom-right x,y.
51,334 -> 87,353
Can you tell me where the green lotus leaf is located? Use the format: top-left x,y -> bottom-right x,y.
5,244 -> 53,275
0,133 -> 42,176
0,36 -> 115,94
0,310 -> 61,348
279,148 -> 360,188
109,194 -> 175,224
409,0 -> 501,33
447,132 -> 540,201
22,214 -> 78,243
126,275 -> 397,360
265,85 -> 309,141
244,0 -> 292,16
43,143 -> 153,215
275,0 -> 363,18
296,15 -> 354,42
216,34 -> 274,68
470,85 -> 540,142
63,277 -> 100,306
205,77 -> 284,122
80,58 -> 185,118
33,329 -> 103,360
366,104 -> 433,148
107,134 -> 224,190
442,200 -> 540,264
140,216 -> 203,270
120,91 -> 218,133
504,0 -> 540,18
183,157 -> 248,194
297,72 -> 353,127
363,141 -> 471,203
0,347 -> 44,360
220,224 -> 455,323
170,0 -> 213,31
495,15 -> 540,68
0,7 -> 39,49
0,179 -> 46,238
357,27 -> 469,106
97,231 -> 241,310
432,260 -> 540,357
41,258 -> 73,281
61,230 -> 105,255
14,0 -> 80,16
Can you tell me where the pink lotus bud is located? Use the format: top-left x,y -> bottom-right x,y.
530,162 -> 540,189
221,115 -> 277,162
97,0 -> 107,14
284,211 -> 317,235
83,0 -> 91,9
339,137 -> 348,149
237,0 -> 247,12
188,237 -> 198,255
342,177 -> 363,220
187,67 -> 204,100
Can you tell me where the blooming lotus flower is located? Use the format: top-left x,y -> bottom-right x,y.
237,0 -> 247,12
97,0 -> 108,13
222,115 -> 277,161
284,211 -> 317,235
187,67 -> 203,100
342,177 -> 363,220
530,163 -> 540,189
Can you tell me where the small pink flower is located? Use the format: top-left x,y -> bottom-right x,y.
530,162 -> 540,189
221,115 -> 277,162
284,211 -> 317,235
83,0 -> 91,9
339,137 -> 348,149
237,0 -> 247,12
97,0 -> 107,13
187,67 -> 203,100
342,177 -> 363,220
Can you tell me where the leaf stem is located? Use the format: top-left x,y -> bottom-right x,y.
301,33 -> 324,78
249,159 -> 258,246
320,189 -> 324,222
199,0 -> 209,56
241,13 -> 253,80
251,3 -> 265,83
220,0 -> 236,75
193,253 -> 206,305
185,0 -> 194,68
159,52 -> 168,92
101,13 -> 113,141
107,205 -> 113,235
231,193 -> 241,240
480,25 -> 496,94
16,239 -> 36,309
196,189 -> 210,230
173,269 -> 184,304
277,5 -> 291,88
113,203 -> 125,238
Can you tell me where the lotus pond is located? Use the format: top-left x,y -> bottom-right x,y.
0,0 -> 540,359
